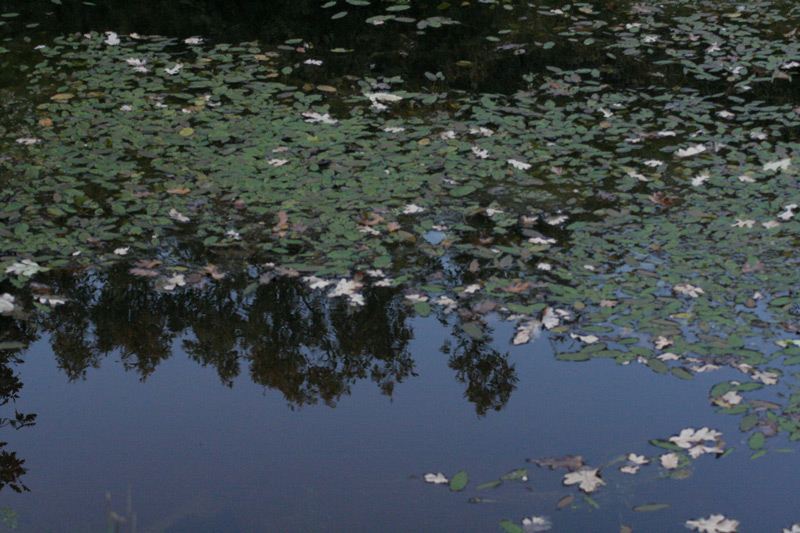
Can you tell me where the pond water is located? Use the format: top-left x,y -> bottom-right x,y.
2,0 -> 800,531
1,318 -> 792,532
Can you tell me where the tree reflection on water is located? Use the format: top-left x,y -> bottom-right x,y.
25,267 -> 518,413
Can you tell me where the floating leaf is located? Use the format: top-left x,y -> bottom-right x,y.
449,470 -> 468,492
499,521 -> 524,533
748,432 -> 766,450
633,503 -> 669,512
462,322 -> 483,340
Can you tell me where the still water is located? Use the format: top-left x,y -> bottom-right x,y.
0,315 -> 794,531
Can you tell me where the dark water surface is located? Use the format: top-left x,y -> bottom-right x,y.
0,317 -> 770,532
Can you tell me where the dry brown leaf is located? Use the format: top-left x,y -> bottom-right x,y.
129,268 -> 159,277
38,117 -> 53,127
504,281 -> 530,293
532,455 -> 585,471
273,211 -> 289,231
556,494 -> 574,509
166,187 -> 190,195
133,259 -> 162,268
648,192 -> 679,207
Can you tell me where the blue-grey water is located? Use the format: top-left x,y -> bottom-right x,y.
1,316 -> 796,531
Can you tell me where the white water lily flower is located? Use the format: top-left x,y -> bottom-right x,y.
485,208 -> 503,216
463,284 -> 481,294
0,294 -> 16,314
404,294 -> 428,303
658,352 -> 681,361
304,59 -> 323,66
642,34 -> 659,43
440,130 -> 456,140
731,219 -> 755,228
673,283 -> 704,298
536,262 -> 552,271
15,137 -> 40,145
522,516 -> 552,532
513,320 -> 541,345
660,452 -> 680,469
359,226 -> 380,236
669,427 -> 722,449
752,370 -> 778,385
349,293 -> 365,306
365,92 -> 403,103
563,468 -> 605,493
783,524 -> 800,533
104,31 -> 120,45
469,126 -> 494,136
169,208 -> 190,223
541,307 -> 560,330
644,159 -> 663,167
402,204 -> 425,214
762,220 -> 781,229
161,274 -> 186,291
225,230 -> 241,240
164,63 -> 184,75
570,333 -> 599,344
545,215 -> 567,225
6,260 -> 46,277
37,295 -> 66,307
625,169 -> 649,181
424,472 -> 449,484
691,172 -> 709,186
328,278 -> 363,299
433,295 -> 458,313
302,111 -> 337,124
303,276 -> 332,290
184,36 -> 204,44
384,126 -> 405,133
620,465 -> 639,474
653,336 -> 673,350
113,247 -> 129,255
691,363 -> 720,373
675,144 -> 706,157
685,514 -> 739,533
119,105 -> 133,112
374,278 -> 393,287
508,159 -> 531,170
471,146 -> 489,159
688,443 -> 724,458
126,57 -> 146,67
717,110 -> 735,119
528,236 -> 556,245
763,158 -> 791,171
628,453 -> 648,465
738,175 -> 756,183
268,158 -> 289,167
720,390 -> 742,405
779,204 -> 798,220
